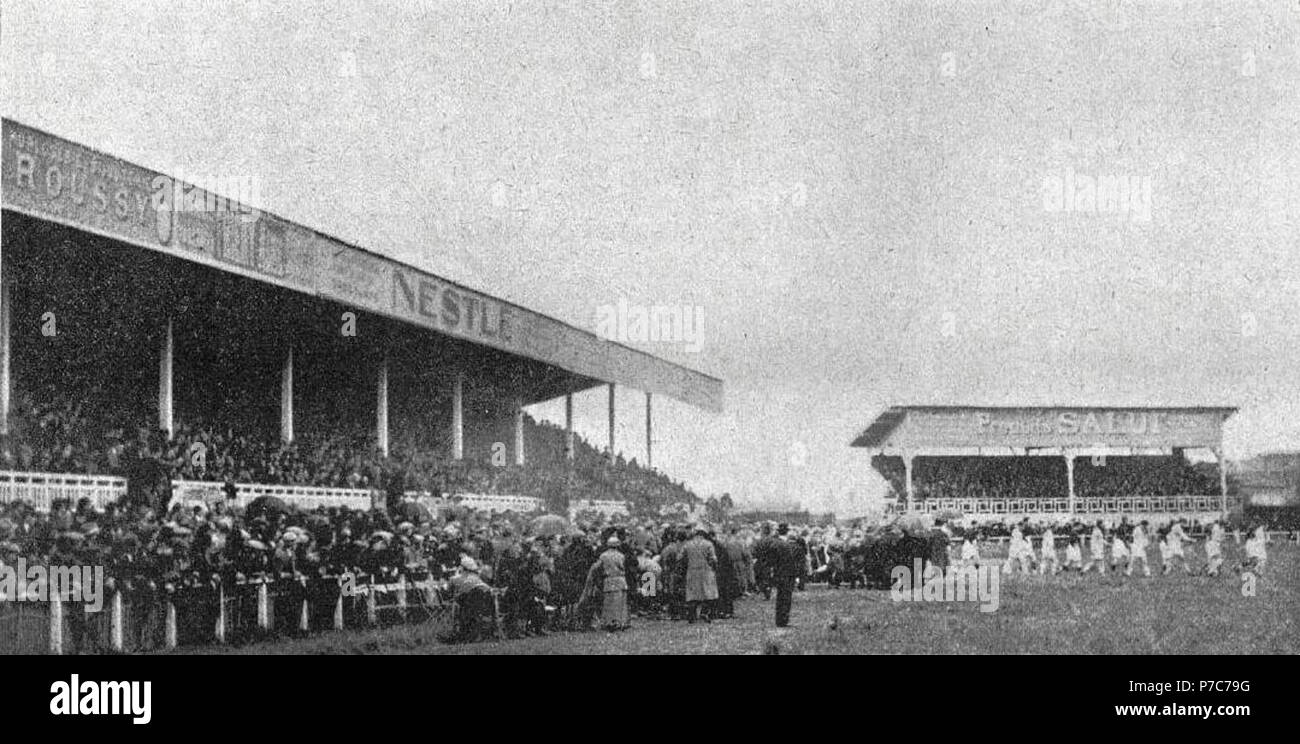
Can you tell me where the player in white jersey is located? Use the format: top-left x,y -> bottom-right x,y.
1110,531 -> 1130,573
1242,526 -> 1268,573
1063,535 -> 1083,571
959,535 -> 981,568
1161,521 -> 1192,575
1203,522 -> 1224,577
1038,527 -> 1059,575
1127,522 -> 1152,577
1083,522 -> 1107,573
1003,525 -> 1034,575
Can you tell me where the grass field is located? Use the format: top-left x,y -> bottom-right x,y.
174,543 -> 1300,655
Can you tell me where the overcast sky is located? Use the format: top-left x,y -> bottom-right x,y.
4,1 -> 1299,515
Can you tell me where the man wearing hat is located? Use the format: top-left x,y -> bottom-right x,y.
770,524 -> 806,628
451,556 -> 496,642
752,523 -> 781,600
451,556 -> 489,598
681,526 -> 718,623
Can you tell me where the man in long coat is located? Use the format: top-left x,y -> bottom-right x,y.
658,528 -> 685,619
711,531 -> 739,619
752,523 -> 781,600
680,527 -> 718,623
726,527 -> 752,595
771,524 -> 806,628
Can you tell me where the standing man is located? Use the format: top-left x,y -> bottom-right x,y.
771,524 -> 806,628
1083,521 -> 1107,574
1038,525 -> 1059,575
1128,521 -> 1152,577
681,526 -> 719,624
752,523 -> 780,600
1204,521 -> 1225,577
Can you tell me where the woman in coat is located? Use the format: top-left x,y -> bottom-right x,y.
593,536 -> 629,630
681,527 -> 718,623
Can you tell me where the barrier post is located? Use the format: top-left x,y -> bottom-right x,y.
366,583 -> 377,625
215,584 -> 227,644
164,596 -> 178,649
257,580 -> 270,630
110,590 -> 124,652
49,589 -> 64,655
334,577 -> 345,630
299,578 -> 310,632
397,575 -> 408,620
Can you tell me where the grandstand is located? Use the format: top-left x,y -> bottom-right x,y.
1233,452 -> 1300,528
853,406 -> 1237,523
0,119 -> 722,513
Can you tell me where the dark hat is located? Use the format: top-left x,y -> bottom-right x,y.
777,523 -> 790,535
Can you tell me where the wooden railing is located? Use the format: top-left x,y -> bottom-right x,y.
0,471 -> 128,512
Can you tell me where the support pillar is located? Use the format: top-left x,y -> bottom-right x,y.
451,374 -> 464,460
607,383 -> 616,463
513,397 -> 525,466
1065,452 -> 1076,514
1216,448 -> 1228,515
159,317 -> 174,438
645,392 -> 653,469
0,275 -> 9,437
564,393 -> 575,462
280,347 -> 294,443
377,356 -> 389,457
903,454 -> 915,513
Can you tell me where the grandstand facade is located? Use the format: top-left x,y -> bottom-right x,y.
0,118 -> 722,512
854,406 -> 1237,523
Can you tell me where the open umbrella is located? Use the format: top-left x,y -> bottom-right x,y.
246,495 -> 289,519
530,513 -> 570,538
894,513 -> 934,537
397,501 -> 432,524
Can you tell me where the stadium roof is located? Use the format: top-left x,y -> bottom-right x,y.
0,118 -> 723,411
852,405 -> 1238,451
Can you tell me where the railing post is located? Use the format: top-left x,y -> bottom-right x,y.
366,582 -> 377,626
110,590 -> 124,652
164,595 -> 178,649
298,578 -> 310,632
333,577 -> 345,630
49,589 -> 64,655
215,583 -> 227,644
397,575 -> 408,621
257,580 -> 270,630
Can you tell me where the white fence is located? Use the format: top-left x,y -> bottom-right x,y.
171,480 -> 375,511
569,499 -> 630,519
902,495 -> 1230,522
446,494 -> 544,513
0,471 -> 128,512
